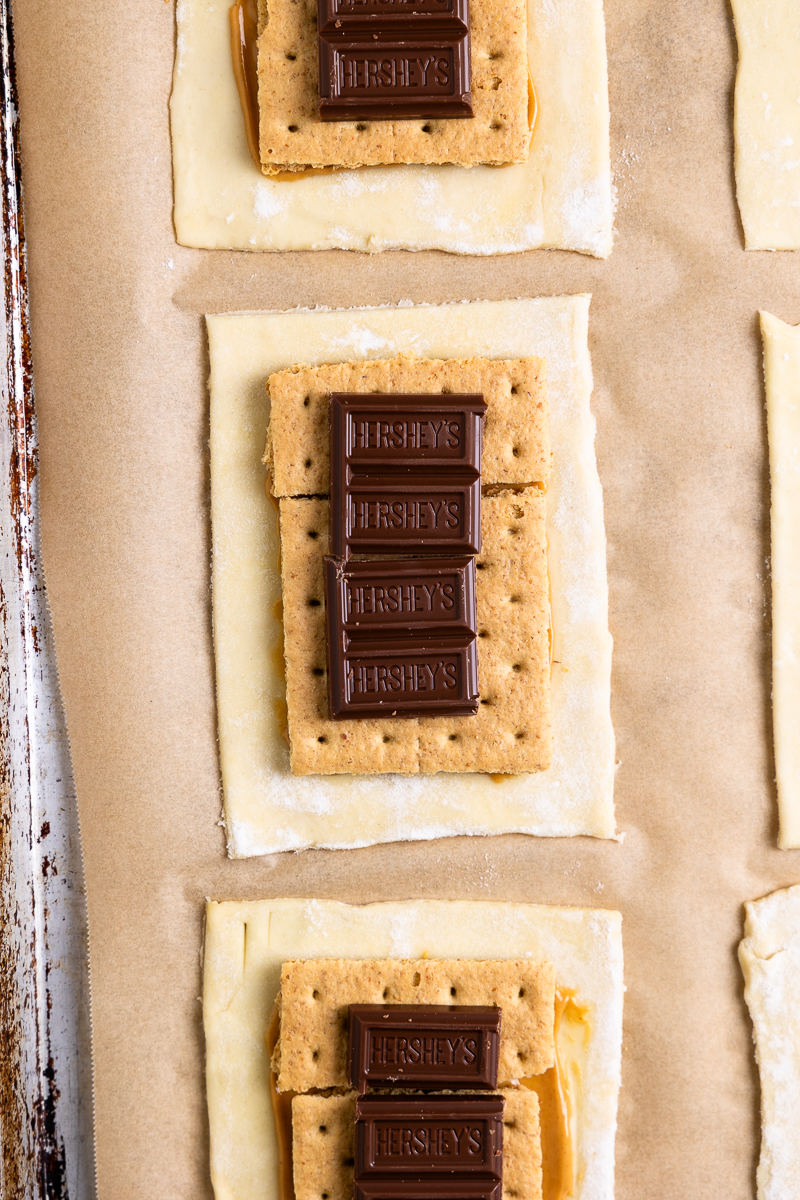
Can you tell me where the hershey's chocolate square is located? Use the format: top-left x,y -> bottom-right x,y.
318,39 -> 473,121
348,1004 -> 501,1091
355,1095 -> 504,1179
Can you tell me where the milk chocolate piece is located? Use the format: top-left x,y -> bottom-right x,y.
355,1183 -> 503,1200
348,1004 -> 501,1091
355,1095 -> 504,1179
327,635 -> 479,719
337,479 -> 482,558
325,557 -> 478,638
330,393 -> 486,559
318,37 -> 473,121
331,393 -> 486,474
318,0 -> 469,36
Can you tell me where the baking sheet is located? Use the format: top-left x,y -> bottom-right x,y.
8,0 -> 800,1197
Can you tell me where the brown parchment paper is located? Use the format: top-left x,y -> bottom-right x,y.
9,0 -> 800,1196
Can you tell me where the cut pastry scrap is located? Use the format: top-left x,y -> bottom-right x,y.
208,297 -> 615,855
202,898 -> 623,1200
739,885 -> 800,1200
732,0 -> 800,250
171,0 -> 613,254
761,312 -> 800,848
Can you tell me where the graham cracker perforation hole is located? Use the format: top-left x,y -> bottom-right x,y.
318,1124 -> 327,1133
288,125 -> 300,132
303,396 -> 310,407
312,667 -> 325,676
412,971 -> 421,986
421,124 -> 433,133
286,52 -> 297,60
491,122 -> 503,132
382,735 -> 392,744
307,530 -> 319,539
450,986 -> 457,996
317,735 -> 327,744
515,731 -> 526,740
308,598 -> 321,607
305,458 -> 312,467
448,733 -> 459,741
355,123 -> 368,131
512,664 -> 522,672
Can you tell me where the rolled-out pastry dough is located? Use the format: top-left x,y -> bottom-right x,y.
207,296 -> 616,857
761,311 -> 800,848
732,0 -> 800,250
739,885 -> 800,1200
170,0 -> 612,254
203,898 -> 624,1200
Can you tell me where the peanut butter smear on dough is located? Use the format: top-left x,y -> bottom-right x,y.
267,985 -> 587,1200
522,988 -> 591,1200
230,0 -> 260,168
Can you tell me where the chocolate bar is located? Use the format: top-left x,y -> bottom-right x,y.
348,1004 -> 501,1091
330,393 -> 486,559
325,557 -> 478,638
331,393 -> 486,474
324,557 -> 479,718
317,0 -> 469,36
317,0 -> 473,124
355,1095 -> 504,1179
355,1183 -> 503,1200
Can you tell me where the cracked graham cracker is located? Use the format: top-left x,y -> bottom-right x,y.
292,1088 -> 542,1200
273,958 -> 556,1091
278,489 -> 551,776
264,354 -> 549,498
256,0 -> 530,172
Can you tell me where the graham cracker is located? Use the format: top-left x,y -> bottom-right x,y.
292,1089 -> 542,1200
256,0 -> 530,172
278,490 -> 551,776
264,354 -> 549,498
273,958 -> 556,1092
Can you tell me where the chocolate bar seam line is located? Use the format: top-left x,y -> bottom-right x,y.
348,1004 -> 501,1092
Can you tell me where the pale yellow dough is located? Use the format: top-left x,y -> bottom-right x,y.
732,0 -> 800,250
170,0 -> 612,254
761,312 -> 800,848
739,885 -> 800,1200
203,898 -> 624,1200
207,296 -> 615,857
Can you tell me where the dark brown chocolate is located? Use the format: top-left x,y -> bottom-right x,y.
324,557 -> 479,718
355,1095 -> 504,1179
318,39 -> 472,121
318,0 -> 468,36
331,393 -> 486,474
355,1182 -> 503,1200
348,1005 -> 500,1091
325,556 -> 477,637
329,393 -> 486,560
327,635 -> 479,719
336,479 -> 481,558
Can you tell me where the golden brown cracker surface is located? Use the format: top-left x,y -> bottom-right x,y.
292,1089 -> 542,1200
257,0 -> 530,171
265,354 -> 549,497
279,491 -> 550,776
276,958 -> 556,1093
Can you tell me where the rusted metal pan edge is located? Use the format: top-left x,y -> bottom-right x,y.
0,1 -> 95,1196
